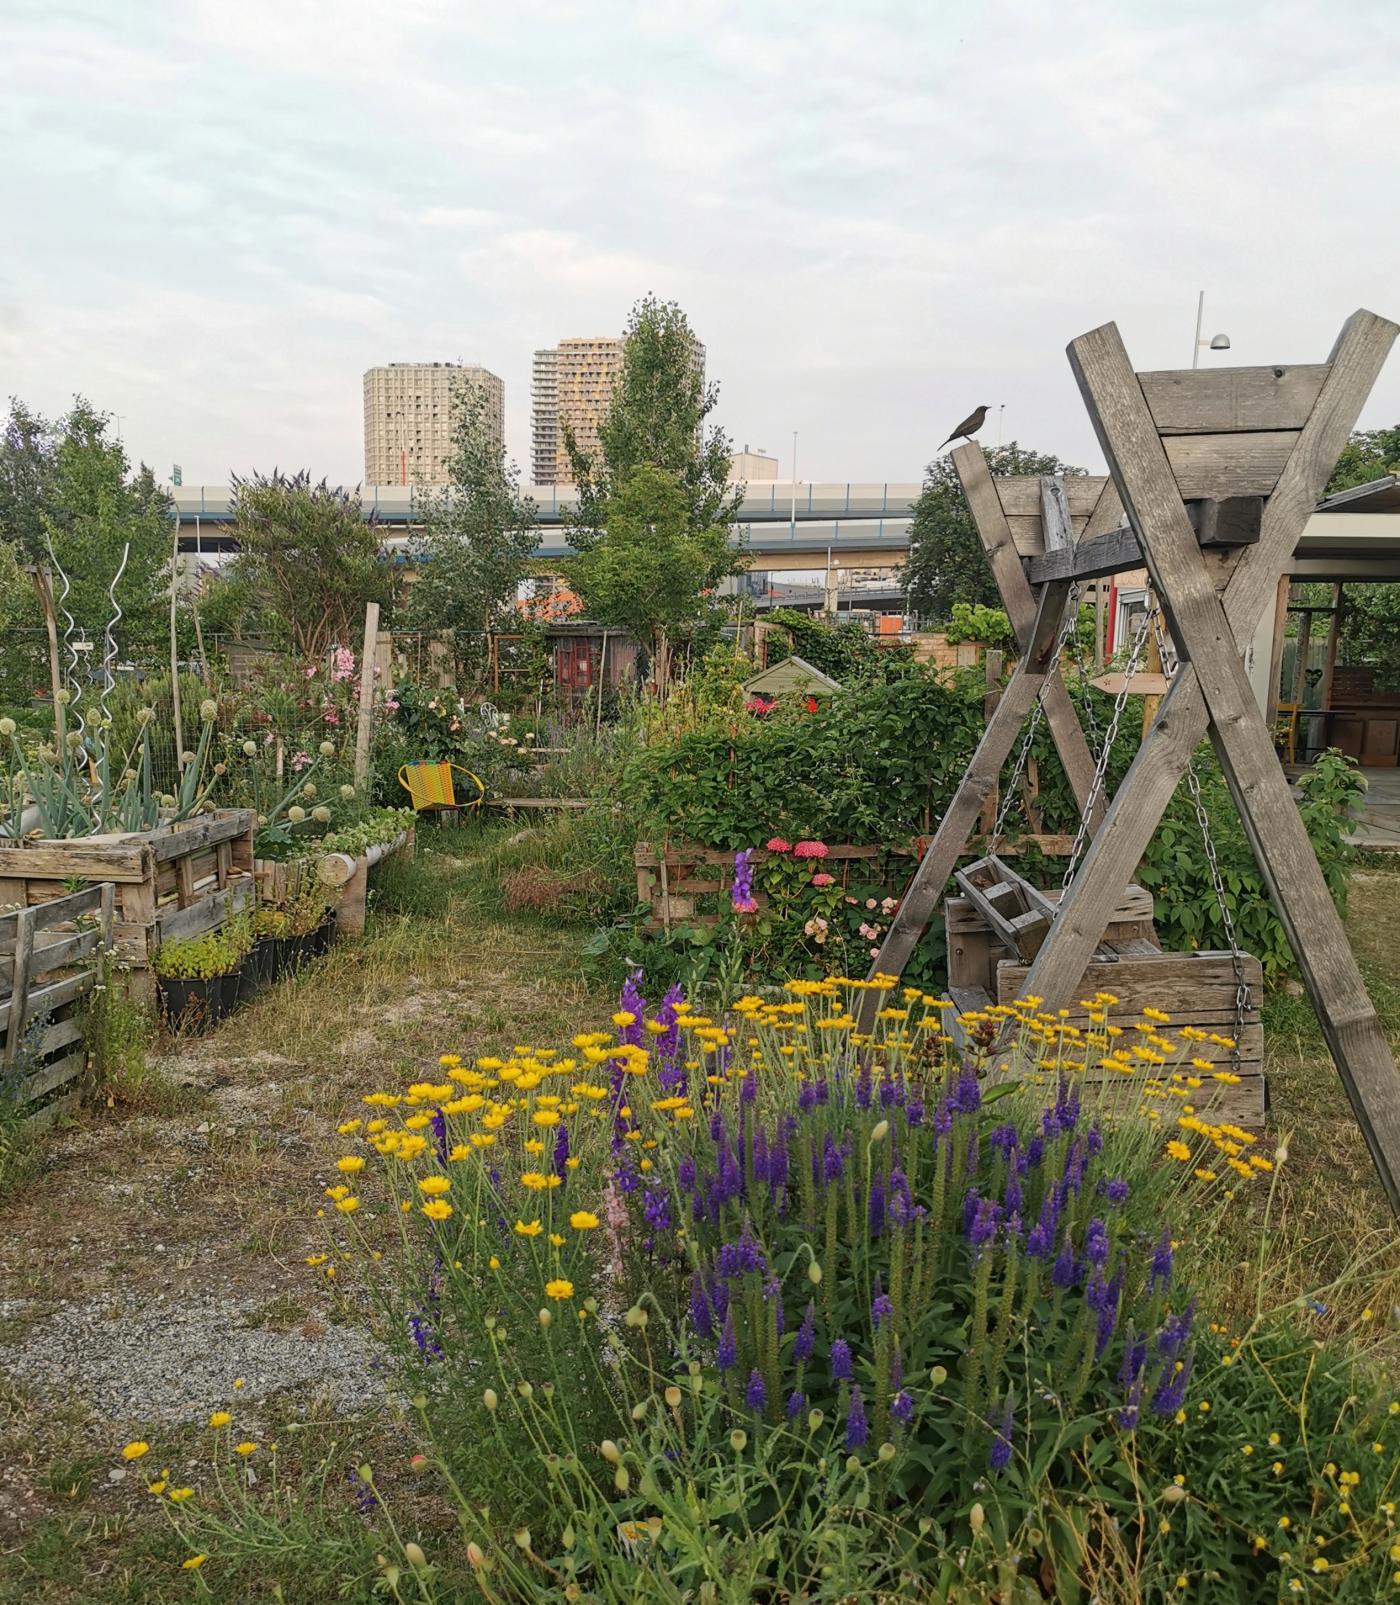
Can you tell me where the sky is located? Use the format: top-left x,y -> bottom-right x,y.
3,0 -> 1400,491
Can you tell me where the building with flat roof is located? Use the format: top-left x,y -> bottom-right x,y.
363,362 -> 504,486
529,348 -> 559,486
729,445 -> 780,482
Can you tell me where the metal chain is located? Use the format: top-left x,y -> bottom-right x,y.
1060,602 -> 1157,892
1148,613 -> 1250,1069
991,583 -> 1083,842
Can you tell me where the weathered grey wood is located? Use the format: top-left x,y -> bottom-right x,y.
0,971 -> 92,1037
1089,671 -> 1173,697
0,883 -> 107,935
953,866 -> 1044,954
1039,476 -> 1073,551
1030,312 -> 1397,1024
0,840 -> 152,883
993,476 -> 1108,518
148,812 -> 254,863
17,1048 -> 85,1104
1189,496 -> 1263,549
3,906 -> 35,1070
1028,524 -> 1142,584
1049,311 -> 1400,1215
858,579 -> 1075,1023
24,1090 -> 80,1133
35,1014 -> 85,1058
1139,364 -> 1330,435
1164,432 -> 1296,498
154,875 -> 254,945
952,444 -> 1103,830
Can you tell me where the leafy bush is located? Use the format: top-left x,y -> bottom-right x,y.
151,929 -> 243,980
763,607 -> 913,683
943,601 -> 1013,648
149,977 -> 1400,1599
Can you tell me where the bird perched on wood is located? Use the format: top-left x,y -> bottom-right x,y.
938,405 -> 990,449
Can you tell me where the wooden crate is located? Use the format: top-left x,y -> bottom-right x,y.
0,810 -> 255,1001
993,950 -> 1266,1127
253,855 -> 313,906
0,883 -> 113,1127
634,841 -> 922,930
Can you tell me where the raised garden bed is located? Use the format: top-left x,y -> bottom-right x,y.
0,809 -> 254,1002
0,883 -> 113,1127
317,825 -> 415,936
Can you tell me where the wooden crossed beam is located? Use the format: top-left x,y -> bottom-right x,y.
855,446 -> 1117,1013
863,307 -> 1400,1214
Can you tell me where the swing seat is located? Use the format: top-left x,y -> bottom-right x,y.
397,761 -> 484,819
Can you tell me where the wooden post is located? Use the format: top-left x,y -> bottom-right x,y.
170,525 -> 186,772
353,601 -> 380,791
1289,606 -> 1314,709
1265,573 -> 1291,726
1093,581 -> 1106,672
1319,583 -> 1344,714
1140,615 -> 1163,738
980,649 -> 1003,835
31,568 -> 65,748
5,906 -> 36,1071
596,630 -> 609,737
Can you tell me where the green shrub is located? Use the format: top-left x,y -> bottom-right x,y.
151,929 -> 243,979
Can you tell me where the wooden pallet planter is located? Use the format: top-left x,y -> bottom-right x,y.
315,826 -> 416,937
0,810 -> 255,1002
253,855 -> 313,906
0,883 -> 113,1128
634,841 -> 924,931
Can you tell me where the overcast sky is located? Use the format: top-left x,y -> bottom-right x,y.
3,0 -> 1399,490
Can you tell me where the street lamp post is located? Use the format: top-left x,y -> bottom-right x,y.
1192,291 -> 1232,368
790,430 -> 798,541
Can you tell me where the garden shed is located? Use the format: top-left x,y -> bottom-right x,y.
741,655 -> 842,700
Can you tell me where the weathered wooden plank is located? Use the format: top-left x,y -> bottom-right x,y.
1163,431 -> 1296,498
1039,476 -> 1074,552
1089,672 -> 1173,697
993,476 -> 1109,517
25,927 -> 101,975
1062,310 -> 1400,1216
945,885 -> 1152,932
149,812 -> 254,863
0,883 -> 107,937
154,876 -> 253,946
1027,524 -> 1142,584
23,1089 -> 80,1133
1138,364 -> 1329,434
15,1048 -> 85,1104
0,841 -> 151,882
0,971 -> 93,1036
4,907 -> 35,1070
35,1014 -> 85,1058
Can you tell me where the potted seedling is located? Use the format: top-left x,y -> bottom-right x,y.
151,929 -> 243,1035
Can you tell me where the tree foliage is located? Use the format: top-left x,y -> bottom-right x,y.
901,443 -> 1083,622
569,464 -> 734,685
405,390 -> 538,684
0,397 -> 172,672
566,294 -> 742,544
228,471 -> 391,662
1324,425 -> 1400,495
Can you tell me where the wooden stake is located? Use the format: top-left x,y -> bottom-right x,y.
31,568 -> 65,748
169,529 -> 186,772
353,602 -> 380,791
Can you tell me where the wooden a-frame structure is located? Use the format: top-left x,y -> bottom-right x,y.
864,309 -> 1400,1216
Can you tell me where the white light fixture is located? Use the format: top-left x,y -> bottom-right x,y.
1192,291 -> 1231,367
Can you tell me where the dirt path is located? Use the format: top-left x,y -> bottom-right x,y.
0,862 -> 600,1556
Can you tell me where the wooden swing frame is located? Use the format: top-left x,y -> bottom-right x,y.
862,309 -> 1400,1217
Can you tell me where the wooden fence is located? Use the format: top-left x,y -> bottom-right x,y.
1,883 -> 113,1127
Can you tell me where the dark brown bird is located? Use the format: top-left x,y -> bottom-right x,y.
938,404 -> 990,449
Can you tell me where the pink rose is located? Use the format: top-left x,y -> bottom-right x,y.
765,837 -> 792,853
865,898 -> 877,910
811,872 -> 834,887
793,840 -> 828,859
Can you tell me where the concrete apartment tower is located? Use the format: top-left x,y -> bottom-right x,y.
363,362 -> 505,486
529,347 -> 559,486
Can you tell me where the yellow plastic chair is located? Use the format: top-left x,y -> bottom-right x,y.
1273,702 -> 1300,766
397,761 -> 485,820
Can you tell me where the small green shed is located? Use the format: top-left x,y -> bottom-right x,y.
742,655 -> 842,699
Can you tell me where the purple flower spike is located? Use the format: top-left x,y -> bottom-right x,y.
793,1301 -> 816,1364
1084,1218 -> 1109,1268
731,849 -> 757,914
1148,1228 -> 1173,1291
717,1307 -> 738,1371
1051,1229 -> 1078,1289
430,1108 -> 449,1168
845,1385 -> 868,1451
892,1389 -> 914,1426
787,1389 -> 806,1419
989,1398 -> 1014,1473
830,1338 -> 853,1381
872,1278 -> 893,1330
746,1369 -> 767,1412
1104,1176 -> 1129,1206
689,1271 -> 714,1339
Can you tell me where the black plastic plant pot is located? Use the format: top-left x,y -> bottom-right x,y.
233,962 -> 259,1010
251,939 -> 276,988
310,916 -> 336,957
157,975 -> 226,1036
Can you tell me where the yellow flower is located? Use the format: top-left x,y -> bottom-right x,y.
515,1219 -> 543,1237
182,1554 -> 207,1570
122,1442 -> 150,1461
147,1480 -> 167,1495
570,1210 -> 600,1230
520,1171 -> 561,1190
168,1487 -> 195,1501
531,1110 -> 560,1127
422,1199 -> 453,1222
470,1133 -> 496,1149
335,1155 -> 365,1173
208,1411 -> 231,1429
335,1196 -> 360,1213
1165,1140 -> 1192,1162
544,1278 -> 574,1300
234,1442 -> 258,1457
418,1176 -> 452,1197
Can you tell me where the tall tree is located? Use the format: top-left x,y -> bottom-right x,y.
228,471 -> 391,661
565,294 -> 743,543
569,464 -> 733,690
405,389 -> 539,684
0,398 -> 58,563
1324,426 -> 1400,495
901,442 -> 1083,622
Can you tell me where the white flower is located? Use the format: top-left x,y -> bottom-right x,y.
0,718 -> 16,737
339,784 -> 355,800
242,740 -> 258,756
318,740 -> 335,757
287,805 -> 306,823
199,699 -> 218,722
312,805 -> 331,823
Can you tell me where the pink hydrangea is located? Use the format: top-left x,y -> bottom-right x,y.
811,872 -> 835,887
765,837 -> 792,853
793,840 -> 828,860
